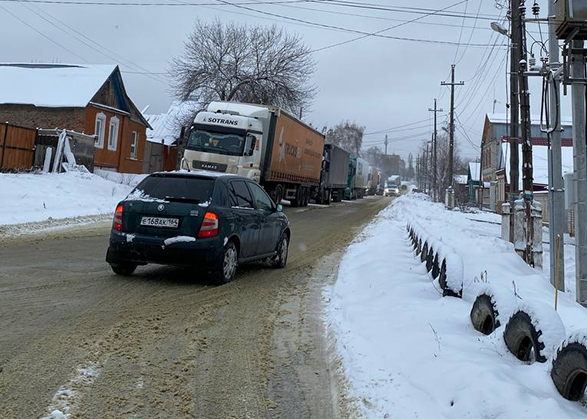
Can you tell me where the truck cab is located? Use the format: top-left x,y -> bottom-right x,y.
182,108 -> 265,182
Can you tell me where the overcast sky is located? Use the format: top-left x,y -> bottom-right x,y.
0,0 -> 567,162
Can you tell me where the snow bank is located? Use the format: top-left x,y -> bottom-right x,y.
0,172 -> 133,225
327,194 -> 587,418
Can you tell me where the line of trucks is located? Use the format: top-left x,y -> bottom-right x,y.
180,101 -> 384,207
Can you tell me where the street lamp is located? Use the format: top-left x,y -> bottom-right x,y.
491,21 -> 509,36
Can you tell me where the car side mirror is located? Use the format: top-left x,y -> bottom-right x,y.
276,204 -> 283,212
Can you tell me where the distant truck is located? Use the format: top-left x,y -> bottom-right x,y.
316,143 -> 350,204
344,156 -> 369,200
181,101 -> 325,207
367,166 -> 381,196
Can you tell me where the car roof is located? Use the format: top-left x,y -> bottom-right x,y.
150,170 -> 243,181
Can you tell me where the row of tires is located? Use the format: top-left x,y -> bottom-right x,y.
407,223 -> 464,298
408,222 -> 587,402
469,287 -> 587,402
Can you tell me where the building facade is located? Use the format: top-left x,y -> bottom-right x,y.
0,63 -> 150,173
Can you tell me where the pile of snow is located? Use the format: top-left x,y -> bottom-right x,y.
94,169 -> 147,188
327,194 -> 587,418
0,171 -> 134,225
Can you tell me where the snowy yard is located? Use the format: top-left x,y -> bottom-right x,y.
0,171 -> 137,226
327,194 -> 587,418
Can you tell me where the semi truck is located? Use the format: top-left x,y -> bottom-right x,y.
344,156 -> 369,200
367,166 -> 381,195
181,101 -> 325,207
315,143 -> 350,204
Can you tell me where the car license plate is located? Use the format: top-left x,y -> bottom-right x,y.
140,216 -> 179,228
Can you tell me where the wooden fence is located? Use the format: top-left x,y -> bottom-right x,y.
0,123 -> 37,171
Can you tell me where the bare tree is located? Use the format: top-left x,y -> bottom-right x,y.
326,121 -> 365,155
170,20 -> 316,115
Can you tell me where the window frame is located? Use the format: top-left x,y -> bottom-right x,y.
130,130 -> 138,160
229,180 -> 255,209
108,116 -> 120,151
94,112 -> 106,148
247,181 -> 274,212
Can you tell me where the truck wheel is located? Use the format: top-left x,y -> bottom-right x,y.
290,187 -> 301,207
551,341 -> 587,401
274,185 -> 283,205
325,190 -> 332,205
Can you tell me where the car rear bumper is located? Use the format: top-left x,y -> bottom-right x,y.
106,230 -> 223,268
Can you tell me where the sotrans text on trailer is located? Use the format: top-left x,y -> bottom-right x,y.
181,102 -> 325,207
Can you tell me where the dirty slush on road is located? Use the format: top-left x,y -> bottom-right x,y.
0,197 -> 389,419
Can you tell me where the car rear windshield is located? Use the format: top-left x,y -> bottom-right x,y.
132,175 -> 215,203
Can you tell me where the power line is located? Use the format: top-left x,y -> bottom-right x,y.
0,3 -> 88,62
212,0 -> 505,51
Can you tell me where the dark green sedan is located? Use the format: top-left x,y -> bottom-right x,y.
106,172 -> 291,284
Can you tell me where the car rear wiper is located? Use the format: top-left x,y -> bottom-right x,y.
164,196 -> 201,204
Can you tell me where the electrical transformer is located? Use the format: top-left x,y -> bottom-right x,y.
556,0 -> 587,39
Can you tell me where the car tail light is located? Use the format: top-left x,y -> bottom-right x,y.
113,204 -> 123,232
198,211 -> 219,238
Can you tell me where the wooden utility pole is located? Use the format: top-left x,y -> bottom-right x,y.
429,99 -> 443,201
514,2 -> 534,265
384,134 -> 388,155
441,65 -> 464,189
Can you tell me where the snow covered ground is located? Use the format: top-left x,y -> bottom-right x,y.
327,194 -> 587,418
0,171 -> 135,226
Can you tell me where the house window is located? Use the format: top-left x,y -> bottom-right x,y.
130,131 -> 138,160
108,116 -> 119,151
94,113 -> 106,148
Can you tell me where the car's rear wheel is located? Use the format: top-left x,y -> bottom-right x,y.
271,234 -> 289,269
217,242 -> 238,284
110,262 -> 137,276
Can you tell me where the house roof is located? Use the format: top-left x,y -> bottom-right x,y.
145,101 -> 201,146
469,162 -> 481,182
486,113 -> 573,127
454,174 -> 468,185
499,142 -> 574,186
0,63 -> 118,108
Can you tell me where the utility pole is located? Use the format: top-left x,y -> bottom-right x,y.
548,0 -> 565,290
441,65 -> 464,189
429,99 -> 443,201
570,39 -> 587,305
424,142 -> 430,194
517,3 -> 534,266
510,0 -> 521,198
508,0 -> 522,245
384,134 -> 388,155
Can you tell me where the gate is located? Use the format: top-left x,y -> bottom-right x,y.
0,123 -> 36,171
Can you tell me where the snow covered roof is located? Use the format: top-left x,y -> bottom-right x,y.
486,113 -> 573,127
0,63 -> 117,108
469,162 -> 481,182
499,142 -> 574,186
144,101 -> 201,146
454,174 -> 468,185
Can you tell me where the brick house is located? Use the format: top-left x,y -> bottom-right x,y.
0,63 -> 150,173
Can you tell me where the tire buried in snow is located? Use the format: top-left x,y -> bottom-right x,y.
551,336 -> 587,401
470,294 -> 499,335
